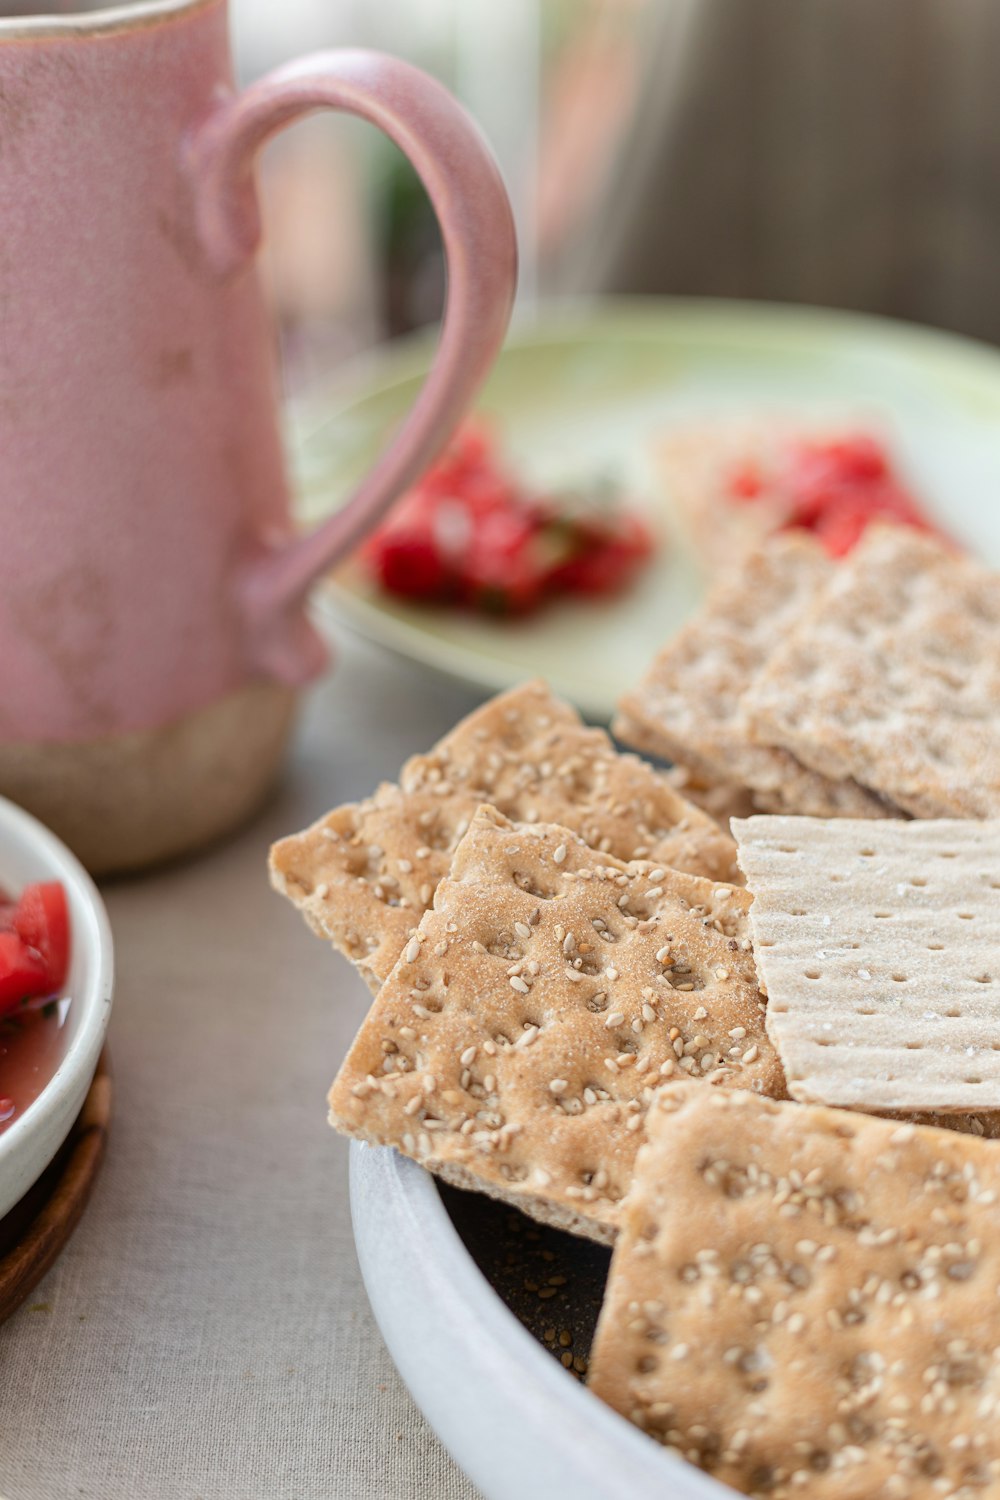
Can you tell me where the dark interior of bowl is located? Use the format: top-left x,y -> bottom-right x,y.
440,1183 -> 611,1381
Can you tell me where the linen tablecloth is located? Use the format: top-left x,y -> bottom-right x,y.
0,630 -> 484,1500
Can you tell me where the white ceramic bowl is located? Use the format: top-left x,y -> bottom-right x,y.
351,1143 -> 732,1500
0,795 -> 113,1220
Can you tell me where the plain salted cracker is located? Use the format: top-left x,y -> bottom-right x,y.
742,526 -> 1000,818
328,805 -> 783,1244
614,535 -> 894,818
588,1081 -> 1000,1499
270,681 -> 739,992
734,815 -> 1000,1113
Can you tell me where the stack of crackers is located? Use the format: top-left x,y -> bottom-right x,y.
272,545 -> 1000,1498
616,526 -> 1000,821
271,680 -> 777,1243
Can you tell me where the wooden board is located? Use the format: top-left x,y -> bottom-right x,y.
0,1050 -> 110,1324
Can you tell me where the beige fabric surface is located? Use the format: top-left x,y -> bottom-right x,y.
0,634 -> 484,1500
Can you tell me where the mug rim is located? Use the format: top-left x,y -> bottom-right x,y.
0,0 -> 217,39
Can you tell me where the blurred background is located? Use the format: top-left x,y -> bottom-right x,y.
234,0 -> 1000,393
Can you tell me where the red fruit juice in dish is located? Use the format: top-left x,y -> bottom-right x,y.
0,881 -> 71,1135
0,1001 -> 71,1133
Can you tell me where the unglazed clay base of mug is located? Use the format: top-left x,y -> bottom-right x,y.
0,681 -> 296,875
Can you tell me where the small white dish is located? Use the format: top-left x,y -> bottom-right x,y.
0,795 -> 114,1221
350,1142 -> 730,1500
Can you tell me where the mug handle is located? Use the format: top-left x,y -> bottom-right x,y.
187,50 -> 517,678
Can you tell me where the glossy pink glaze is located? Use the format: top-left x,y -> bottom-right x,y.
0,0 -> 516,741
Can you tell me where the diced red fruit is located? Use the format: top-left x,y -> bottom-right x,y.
0,932 -> 50,1016
462,510 -> 547,614
762,434 -> 944,556
0,882 -> 70,1015
808,499 -> 875,559
549,514 -> 654,596
365,422 -> 652,614
12,882 -> 70,992
370,531 -> 451,601
727,462 -> 764,500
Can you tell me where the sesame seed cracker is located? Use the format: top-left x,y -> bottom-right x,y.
327,805 -> 783,1243
588,1081 -> 1000,1499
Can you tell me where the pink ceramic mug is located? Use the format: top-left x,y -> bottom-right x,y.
0,0 -> 517,872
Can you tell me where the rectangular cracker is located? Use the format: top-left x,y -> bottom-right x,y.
270,680 -> 740,992
734,815 -> 1000,1112
588,1081 -> 1000,1499
614,535 -> 896,819
328,804 -> 784,1243
742,525 -> 1000,818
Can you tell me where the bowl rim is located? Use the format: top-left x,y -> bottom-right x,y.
350,1140 -> 732,1500
0,794 -> 113,1172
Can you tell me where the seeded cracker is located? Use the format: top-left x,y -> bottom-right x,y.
328,805 -> 783,1243
734,815 -> 1000,1113
614,535 -> 894,818
270,680 -> 738,992
588,1082 -> 1000,1500
742,526 -> 1000,818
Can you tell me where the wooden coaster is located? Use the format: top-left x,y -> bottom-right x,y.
0,1049 -> 111,1324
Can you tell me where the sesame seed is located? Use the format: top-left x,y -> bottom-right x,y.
404,938 -> 421,964
510,975 -> 530,994
514,921 -> 532,940
549,1079 -> 568,1096
553,844 -> 568,865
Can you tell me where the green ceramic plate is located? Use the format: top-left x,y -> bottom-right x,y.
291,297 -> 1000,720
